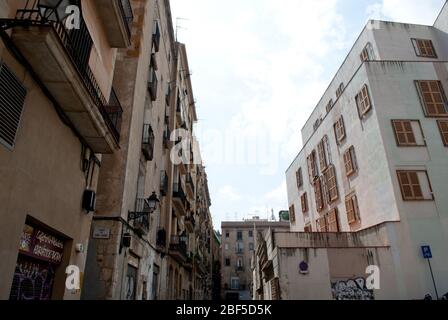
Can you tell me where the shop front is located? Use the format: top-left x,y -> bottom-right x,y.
9,223 -> 65,301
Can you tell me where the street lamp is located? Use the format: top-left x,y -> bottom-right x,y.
37,0 -> 74,22
147,192 -> 160,212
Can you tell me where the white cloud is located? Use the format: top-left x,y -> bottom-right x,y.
217,185 -> 242,202
367,0 -> 445,25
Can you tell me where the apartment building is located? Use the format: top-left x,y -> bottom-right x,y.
0,0 -> 215,301
0,0 -> 130,300
254,2 -> 448,300
81,0 -> 176,301
80,0 -> 215,301
221,219 -> 289,300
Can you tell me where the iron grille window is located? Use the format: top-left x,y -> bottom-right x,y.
152,20 -> 161,53
142,124 -> 154,161
0,63 -> 27,149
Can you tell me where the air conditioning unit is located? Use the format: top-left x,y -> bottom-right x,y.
82,190 -> 96,213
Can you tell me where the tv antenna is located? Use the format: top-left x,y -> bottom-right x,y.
176,17 -> 190,41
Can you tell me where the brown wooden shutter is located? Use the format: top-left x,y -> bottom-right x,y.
345,194 -> 359,224
318,140 -> 327,171
357,85 -> 372,117
392,120 -> 417,146
314,179 -> 324,212
415,39 -> 437,58
360,47 -> 369,62
289,205 -> 296,223
343,148 -> 354,177
334,117 -> 346,144
417,81 -> 448,116
296,168 -> 303,189
301,193 -> 308,213
345,197 -> 356,224
317,217 -> 327,232
397,171 -> 423,200
326,209 -> 339,232
324,165 -> 339,203
437,120 -> 448,146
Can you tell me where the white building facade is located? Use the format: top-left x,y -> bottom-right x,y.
280,3 -> 448,300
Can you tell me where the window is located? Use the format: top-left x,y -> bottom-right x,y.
0,63 -> 27,150
289,205 -> 296,223
225,243 -> 229,251
148,66 -> 158,101
225,258 -> 231,266
237,231 -> 243,241
392,120 -> 416,146
237,258 -> 244,268
334,116 -> 346,144
307,150 -> 318,180
304,224 -> 312,232
152,20 -> 161,52
314,179 -> 324,212
324,165 -> 339,203
317,138 -> 328,171
415,81 -> 448,117
345,193 -> 360,224
313,118 -> 322,131
301,193 -> 308,213
230,277 -> 240,290
360,43 -> 374,62
317,217 -> 327,232
412,39 -> 437,58
326,208 -> 340,232
356,84 -> 373,118
296,168 -> 303,189
225,232 -> 230,238
326,99 -> 334,113
437,120 -> 448,146
249,243 -> 254,251
249,230 -> 253,238
336,83 -> 344,98
343,146 -> 357,177
397,171 -> 434,201
236,242 -> 244,254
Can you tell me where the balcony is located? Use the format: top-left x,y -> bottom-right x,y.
183,254 -> 193,271
142,124 -> 154,161
95,0 -> 133,48
163,124 -> 170,149
2,4 -> 122,153
185,214 -> 195,233
173,182 -> 187,216
185,173 -> 195,199
160,170 -> 168,196
129,199 -> 151,236
235,266 -> 245,273
152,20 -> 160,53
148,66 -> 158,101
156,228 -> 167,249
169,235 -> 187,264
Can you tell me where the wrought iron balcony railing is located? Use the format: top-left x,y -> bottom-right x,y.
5,2 -> 123,143
160,170 -> 169,196
142,124 -> 155,161
170,235 -> 187,258
129,198 -> 151,235
117,0 -> 134,38
173,182 -> 187,203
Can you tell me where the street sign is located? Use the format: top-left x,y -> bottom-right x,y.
422,246 -> 432,259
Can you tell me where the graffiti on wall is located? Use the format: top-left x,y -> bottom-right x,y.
9,257 -> 56,301
331,278 -> 375,300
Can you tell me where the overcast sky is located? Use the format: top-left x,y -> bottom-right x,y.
170,0 -> 446,230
